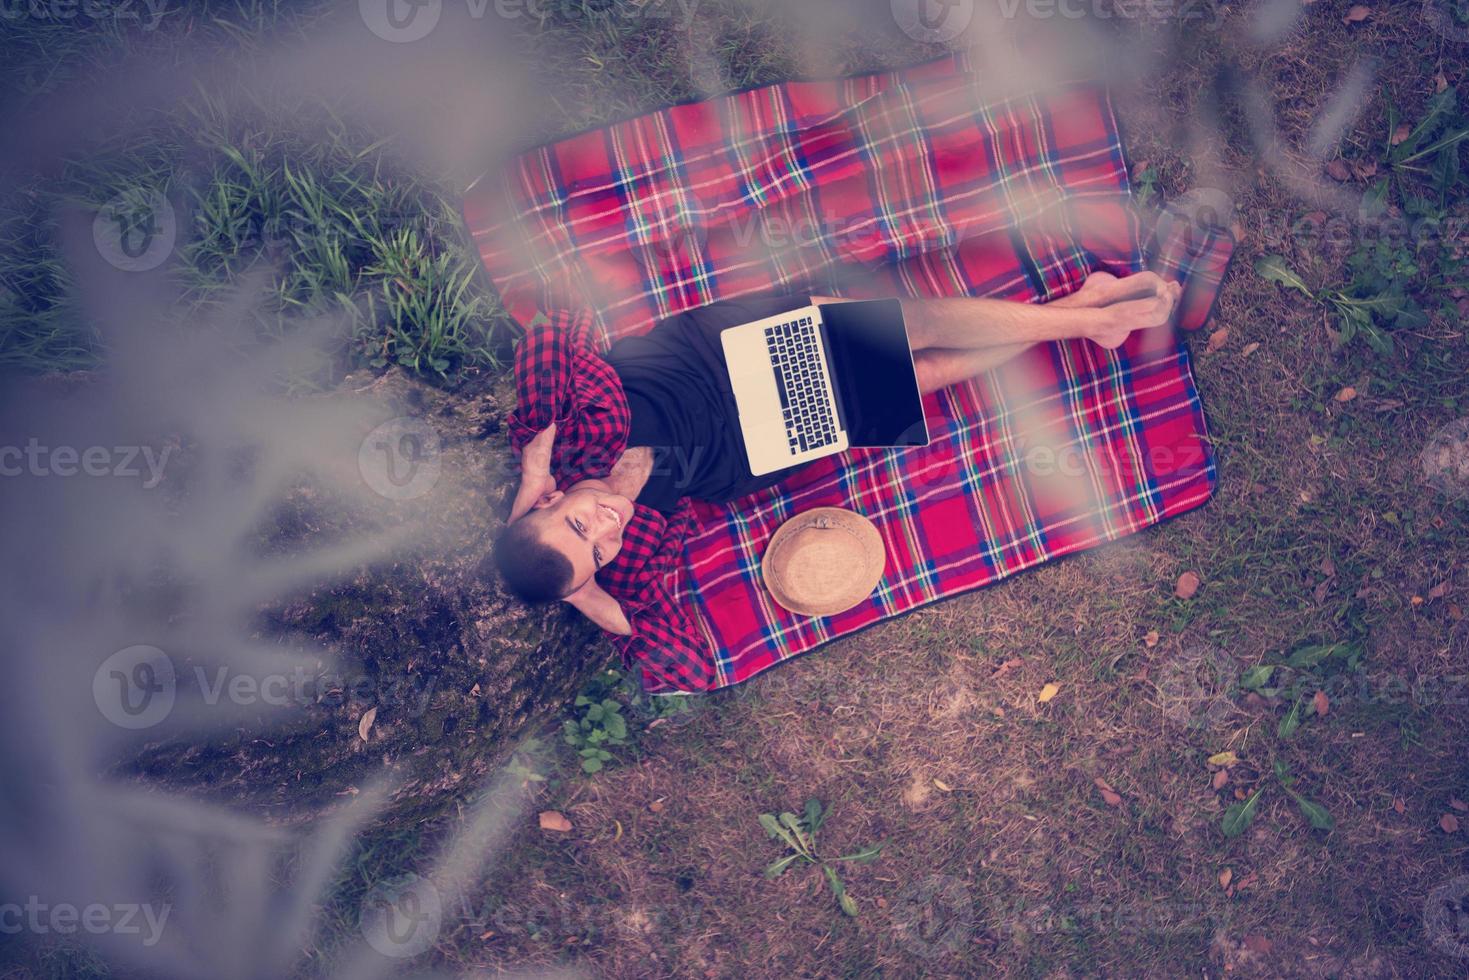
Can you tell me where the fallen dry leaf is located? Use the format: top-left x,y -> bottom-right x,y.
1326,158 -> 1353,182
1207,328 -> 1231,353
1241,342 -> 1261,357
1429,582 -> 1450,599
992,658 -> 1023,678
539,811 -> 573,833
649,799 -> 665,813
357,706 -> 377,742
1320,556 -> 1337,578
1452,799 -> 1468,812
1313,690 -> 1330,716
1213,769 -> 1230,790
1094,777 -> 1123,807
1393,797 -> 1406,814
1208,751 -> 1239,767
1342,4 -> 1371,22
1219,867 -> 1233,889
1144,630 -> 1160,648
933,778 -> 953,792
1351,159 -> 1378,180
1391,123 -> 1412,146
1335,386 -> 1358,403
1175,571 -> 1202,600
1441,814 -> 1460,834
1437,73 -> 1449,93
1244,935 -> 1273,954
1037,682 -> 1061,704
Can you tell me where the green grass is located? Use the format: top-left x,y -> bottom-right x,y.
1,0 -> 508,379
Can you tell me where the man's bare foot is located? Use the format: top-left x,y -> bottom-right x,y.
1055,271 -> 1182,349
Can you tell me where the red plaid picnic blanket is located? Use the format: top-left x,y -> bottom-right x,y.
463,53 -> 1234,690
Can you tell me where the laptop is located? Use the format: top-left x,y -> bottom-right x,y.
721,299 -> 929,477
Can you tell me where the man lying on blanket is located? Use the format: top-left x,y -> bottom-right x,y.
488,271 -> 1181,690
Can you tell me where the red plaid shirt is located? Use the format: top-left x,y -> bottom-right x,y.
505,310 -> 716,693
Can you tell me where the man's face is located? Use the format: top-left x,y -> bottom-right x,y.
522,482 -> 635,591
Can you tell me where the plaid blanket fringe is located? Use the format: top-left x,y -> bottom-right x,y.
464,53 -> 1234,691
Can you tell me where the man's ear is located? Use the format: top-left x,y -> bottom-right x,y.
563,577 -> 633,636
509,489 -> 562,525
530,490 -> 564,511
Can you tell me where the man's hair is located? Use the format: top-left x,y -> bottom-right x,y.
491,516 -> 577,604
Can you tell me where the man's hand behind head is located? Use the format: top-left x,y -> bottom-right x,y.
509,423 -> 560,524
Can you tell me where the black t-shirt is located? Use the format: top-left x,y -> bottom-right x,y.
604,295 -> 809,514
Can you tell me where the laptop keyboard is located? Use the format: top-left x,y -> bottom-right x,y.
764,316 -> 838,455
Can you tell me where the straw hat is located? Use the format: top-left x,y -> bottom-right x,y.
761,508 -> 886,617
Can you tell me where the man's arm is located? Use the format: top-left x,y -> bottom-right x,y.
505,311 -> 632,488
508,423 -> 558,524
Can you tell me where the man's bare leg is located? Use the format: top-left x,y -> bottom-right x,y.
896,272 -> 1181,353
914,344 -> 1033,395
907,272 -> 1182,394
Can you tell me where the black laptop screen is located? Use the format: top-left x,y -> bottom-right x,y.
820,299 -> 928,449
